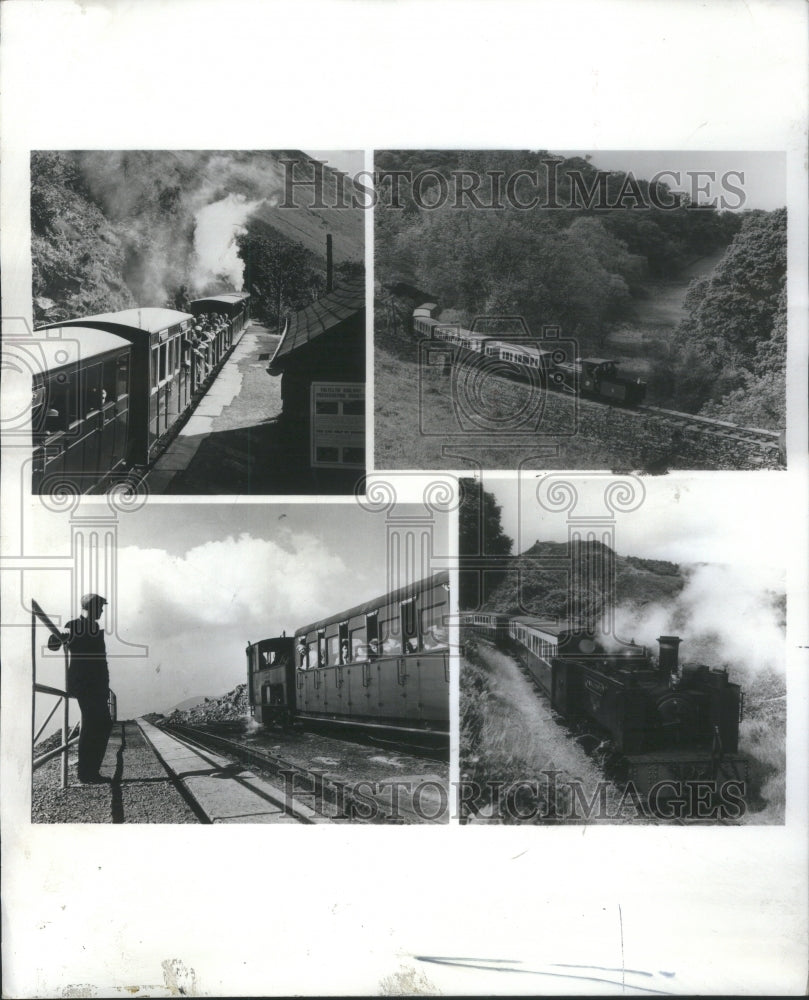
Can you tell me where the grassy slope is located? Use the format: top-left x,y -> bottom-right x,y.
374,318 -> 627,470
461,640 -> 630,823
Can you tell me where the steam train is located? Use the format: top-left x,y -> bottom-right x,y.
30,293 -> 250,494
461,612 -> 748,794
413,303 -> 646,406
247,571 -> 450,740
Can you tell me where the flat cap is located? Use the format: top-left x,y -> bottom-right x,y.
81,593 -> 108,609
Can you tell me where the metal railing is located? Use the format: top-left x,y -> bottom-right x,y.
31,599 -> 116,789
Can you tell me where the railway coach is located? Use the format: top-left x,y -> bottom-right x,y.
42,307 -> 197,468
248,571 -> 451,737
32,327 -> 132,493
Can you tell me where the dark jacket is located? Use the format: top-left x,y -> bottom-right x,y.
60,617 -> 109,697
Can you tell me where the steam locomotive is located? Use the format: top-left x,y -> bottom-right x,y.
413,303 -> 646,406
461,612 -> 748,794
30,293 -> 250,494
247,571 -> 450,740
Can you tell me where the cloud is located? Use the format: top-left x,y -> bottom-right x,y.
118,528 -> 347,636
30,530 -> 351,720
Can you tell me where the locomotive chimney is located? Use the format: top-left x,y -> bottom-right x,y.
657,635 -> 681,674
326,233 -> 333,292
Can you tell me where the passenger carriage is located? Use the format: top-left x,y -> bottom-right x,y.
247,571 -> 450,736
32,328 -> 132,494
189,291 -> 251,356
42,307 -> 197,467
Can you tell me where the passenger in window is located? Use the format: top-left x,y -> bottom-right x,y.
86,387 -> 107,414
340,640 -> 350,664
368,637 -> 379,659
406,637 -> 419,653
296,640 -> 307,667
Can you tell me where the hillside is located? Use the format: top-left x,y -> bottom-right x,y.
479,539 -> 685,624
31,150 -> 363,325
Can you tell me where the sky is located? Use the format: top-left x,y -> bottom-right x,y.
476,472 -> 791,673
483,472 -> 791,572
555,150 -> 785,211
28,501 -> 448,722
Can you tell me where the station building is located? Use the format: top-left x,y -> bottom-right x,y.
268,274 -> 365,478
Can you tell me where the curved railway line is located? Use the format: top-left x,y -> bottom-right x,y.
432,360 -> 783,464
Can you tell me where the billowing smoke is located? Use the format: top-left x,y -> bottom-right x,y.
608,562 -> 785,675
191,193 -> 264,293
74,151 -> 288,305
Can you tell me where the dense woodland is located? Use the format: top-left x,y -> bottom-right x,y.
376,151 -> 786,428
30,150 -> 363,329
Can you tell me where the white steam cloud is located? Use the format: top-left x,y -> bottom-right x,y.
610,563 -> 785,675
191,193 -> 264,293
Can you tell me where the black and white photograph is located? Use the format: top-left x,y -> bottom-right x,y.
28,149 -> 366,496
458,473 -> 787,825
2,0 -> 807,997
28,498 -> 451,825
375,150 -> 786,472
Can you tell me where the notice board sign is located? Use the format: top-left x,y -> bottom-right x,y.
310,381 -> 365,469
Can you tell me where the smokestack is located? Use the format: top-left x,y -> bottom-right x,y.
326,233 -> 333,292
657,635 -> 681,674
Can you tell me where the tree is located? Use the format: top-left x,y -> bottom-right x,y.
459,479 -> 513,610
672,209 -> 786,421
237,226 -> 325,329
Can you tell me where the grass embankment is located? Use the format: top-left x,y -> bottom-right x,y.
460,638 -> 627,824
737,666 -> 786,824
375,318 -> 626,470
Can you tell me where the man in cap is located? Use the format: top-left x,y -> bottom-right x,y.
48,593 -> 113,784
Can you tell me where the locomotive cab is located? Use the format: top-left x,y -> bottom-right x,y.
246,635 -> 296,726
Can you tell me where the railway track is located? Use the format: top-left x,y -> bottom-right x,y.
435,361 -> 783,464
163,722 -> 448,824
637,403 -> 781,452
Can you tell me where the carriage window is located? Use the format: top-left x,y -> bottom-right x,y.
380,616 -> 400,655
327,634 -> 339,665
151,347 -> 159,390
365,613 -> 379,658
421,602 -> 449,649
114,354 -> 129,400
338,622 -> 350,663
100,358 -> 118,406
39,374 -> 72,433
350,627 -> 366,661
159,343 -> 168,382
83,363 -> 104,414
401,599 -> 420,653
295,639 -> 307,668
318,631 -> 326,667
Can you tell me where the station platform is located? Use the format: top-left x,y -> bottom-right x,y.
31,720 -> 327,824
31,721 -> 200,824
146,322 -> 286,494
